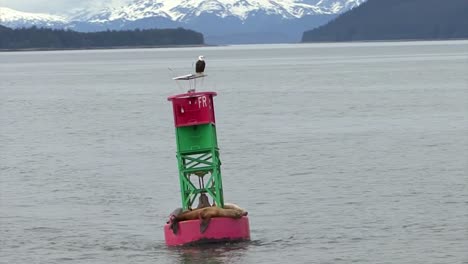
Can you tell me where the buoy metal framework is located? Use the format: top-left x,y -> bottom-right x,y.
167,91 -> 224,210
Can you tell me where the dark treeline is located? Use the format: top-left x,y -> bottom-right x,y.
0,25 -> 204,49
302,0 -> 468,42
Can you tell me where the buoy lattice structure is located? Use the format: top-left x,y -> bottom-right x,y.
168,91 -> 223,210
165,89 -> 250,246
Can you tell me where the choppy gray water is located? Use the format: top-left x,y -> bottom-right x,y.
1,41 -> 467,264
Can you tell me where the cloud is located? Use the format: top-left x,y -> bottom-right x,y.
0,0 -> 87,13
0,0 -> 129,14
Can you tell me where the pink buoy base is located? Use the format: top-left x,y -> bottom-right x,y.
164,216 -> 250,246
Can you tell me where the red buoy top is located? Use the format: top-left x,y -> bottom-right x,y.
167,91 -> 217,127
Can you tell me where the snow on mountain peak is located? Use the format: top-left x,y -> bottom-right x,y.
74,0 -> 365,23
0,7 -> 68,25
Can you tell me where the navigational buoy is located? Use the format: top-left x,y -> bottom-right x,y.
164,73 -> 250,246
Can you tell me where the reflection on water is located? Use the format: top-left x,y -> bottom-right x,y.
170,241 -> 252,264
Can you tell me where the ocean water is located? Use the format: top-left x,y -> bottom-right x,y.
1,41 -> 467,264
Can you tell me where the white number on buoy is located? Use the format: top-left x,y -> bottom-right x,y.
198,96 -> 208,109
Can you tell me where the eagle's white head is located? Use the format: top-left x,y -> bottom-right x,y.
198,55 -> 205,61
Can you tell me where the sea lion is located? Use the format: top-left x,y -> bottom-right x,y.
168,203 -> 247,234
224,203 -> 248,216
196,193 -> 211,209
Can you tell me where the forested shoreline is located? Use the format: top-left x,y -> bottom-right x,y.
302,0 -> 468,42
0,25 -> 204,50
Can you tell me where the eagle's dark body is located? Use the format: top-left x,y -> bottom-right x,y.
196,59 -> 205,74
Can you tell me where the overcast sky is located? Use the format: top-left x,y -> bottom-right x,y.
1,0 -> 331,14
0,0 -> 127,14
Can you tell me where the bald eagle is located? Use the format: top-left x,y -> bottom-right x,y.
195,55 -> 205,74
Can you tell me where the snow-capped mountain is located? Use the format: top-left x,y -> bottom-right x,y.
0,7 -> 68,28
0,0 -> 366,43
73,0 -> 366,23
315,0 -> 366,13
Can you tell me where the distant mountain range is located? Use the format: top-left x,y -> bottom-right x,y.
0,7 -> 68,28
0,0 -> 366,44
302,0 -> 468,42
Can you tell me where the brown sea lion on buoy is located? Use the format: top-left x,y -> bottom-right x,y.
224,203 -> 247,215
168,203 -> 248,234
196,193 -> 211,209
